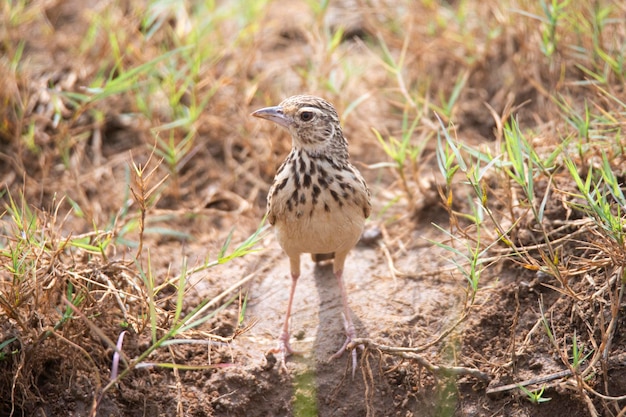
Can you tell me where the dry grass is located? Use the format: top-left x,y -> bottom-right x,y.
1,0 -> 626,416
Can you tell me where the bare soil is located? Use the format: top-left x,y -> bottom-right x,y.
2,1 -> 626,417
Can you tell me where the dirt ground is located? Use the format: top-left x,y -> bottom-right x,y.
2,0 -> 626,416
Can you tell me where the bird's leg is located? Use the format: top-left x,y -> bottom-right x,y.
276,272 -> 299,357
329,268 -> 363,377
270,255 -> 302,372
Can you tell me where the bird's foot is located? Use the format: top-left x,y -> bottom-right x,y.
268,331 -> 301,372
329,316 -> 363,378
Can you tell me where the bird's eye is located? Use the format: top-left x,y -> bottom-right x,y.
300,111 -> 314,122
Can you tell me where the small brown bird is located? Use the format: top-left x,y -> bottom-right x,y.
252,95 -> 371,373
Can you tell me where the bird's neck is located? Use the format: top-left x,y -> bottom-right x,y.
291,145 -> 348,162
291,136 -> 349,161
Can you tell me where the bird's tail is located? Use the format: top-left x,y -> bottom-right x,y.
311,252 -> 335,263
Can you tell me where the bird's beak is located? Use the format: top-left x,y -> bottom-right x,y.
251,106 -> 292,128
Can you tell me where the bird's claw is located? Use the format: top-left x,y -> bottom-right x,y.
329,316 -> 363,378
268,331 -> 301,373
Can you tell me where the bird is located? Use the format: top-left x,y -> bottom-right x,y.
252,95 -> 371,374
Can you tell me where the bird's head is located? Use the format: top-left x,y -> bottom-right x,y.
252,95 -> 348,157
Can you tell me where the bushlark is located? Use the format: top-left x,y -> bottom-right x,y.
252,95 -> 371,373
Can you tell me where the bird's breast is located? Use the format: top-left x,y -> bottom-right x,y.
273,203 -> 365,256
267,154 -> 369,256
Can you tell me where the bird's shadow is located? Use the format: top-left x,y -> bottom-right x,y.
309,260 -> 373,413
311,261 -> 367,354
